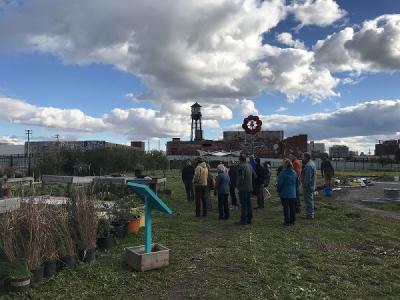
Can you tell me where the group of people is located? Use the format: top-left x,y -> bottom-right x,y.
181,152 -> 333,226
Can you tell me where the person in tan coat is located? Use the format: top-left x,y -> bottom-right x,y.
193,159 -> 209,216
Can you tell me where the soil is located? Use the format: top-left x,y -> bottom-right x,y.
330,181 -> 400,219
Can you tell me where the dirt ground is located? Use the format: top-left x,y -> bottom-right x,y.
328,180 -> 400,219
331,180 -> 400,201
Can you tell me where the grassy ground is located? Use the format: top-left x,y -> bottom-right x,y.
335,169 -> 400,178
2,170 -> 400,299
363,202 -> 400,212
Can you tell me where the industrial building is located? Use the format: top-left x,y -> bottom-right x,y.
25,140 -> 144,156
308,141 -> 326,158
166,102 -> 307,159
375,140 -> 400,161
329,145 -> 349,159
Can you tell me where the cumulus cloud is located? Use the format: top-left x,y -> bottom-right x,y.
276,32 -> 305,49
255,46 -> 339,102
240,99 -> 258,116
260,100 -> 400,140
0,97 -> 108,132
0,97 -> 224,140
314,14 -> 400,72
0,0 -> 345,103
288,0 -> 346,28
315,133 -> 400,154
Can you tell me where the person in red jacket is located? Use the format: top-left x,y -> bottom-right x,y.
289,154 -> 302,214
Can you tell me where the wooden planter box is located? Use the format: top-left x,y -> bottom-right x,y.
125,243 -> 170,272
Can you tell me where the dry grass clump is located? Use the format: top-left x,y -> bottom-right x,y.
69,190 -> 98,250
0,199 -> 46,269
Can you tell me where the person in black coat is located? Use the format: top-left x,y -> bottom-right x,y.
254,158 -> 266,209
228,161 -> 238,207
181,160 -> 195,201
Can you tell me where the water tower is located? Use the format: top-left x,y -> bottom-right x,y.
191,102 -> 203,141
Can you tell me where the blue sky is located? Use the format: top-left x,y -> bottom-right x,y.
0,0 -> 399,152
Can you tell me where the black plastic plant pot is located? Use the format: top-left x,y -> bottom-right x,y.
111,222 -> 127,238
58,255 -> 77,270
44,260 -> 57,278
97,236 -> 113,250
30,264 -> 44,288
7,276 -> 31,292
78,248 -> 96,263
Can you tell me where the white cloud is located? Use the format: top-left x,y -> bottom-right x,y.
240,99 -> 258,116
276,32 -> 305,49
0,0 -> 345,103
0,97 -> 108,132
0,135 -> 24,145
124,92 -> 139,102
275,106 -> 288,112
0,97 -> 225,140
288,0 -> 346,28
315,133 -> 400,154
159,102 -> 232,120
260,99 -> 400,140
255,46 -> 339,102
314,14 -> 400,72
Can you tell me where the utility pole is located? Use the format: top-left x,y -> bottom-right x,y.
25,129 -> 32,176
55,134 -> 60,142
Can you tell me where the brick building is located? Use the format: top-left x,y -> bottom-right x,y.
166,131 -> 307,159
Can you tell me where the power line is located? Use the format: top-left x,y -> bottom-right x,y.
25,129 -> 32,176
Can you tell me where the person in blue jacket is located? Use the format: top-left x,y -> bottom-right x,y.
276,159 -> 298,225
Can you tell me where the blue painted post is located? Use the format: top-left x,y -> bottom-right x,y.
144,196 -> 152,254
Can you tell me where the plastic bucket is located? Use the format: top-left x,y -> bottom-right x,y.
324,187 -> 333,197
127,218 -> 141,233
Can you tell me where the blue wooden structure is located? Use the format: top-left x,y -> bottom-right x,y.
127,182 -> 172,253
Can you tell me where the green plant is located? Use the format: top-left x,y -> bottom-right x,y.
3,260 -> 30,280
97,218 -> 111,238
134,163 -> 144,171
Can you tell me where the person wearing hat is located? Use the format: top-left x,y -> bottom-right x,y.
215,164 -> 231,219
193,158 -> 209,217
